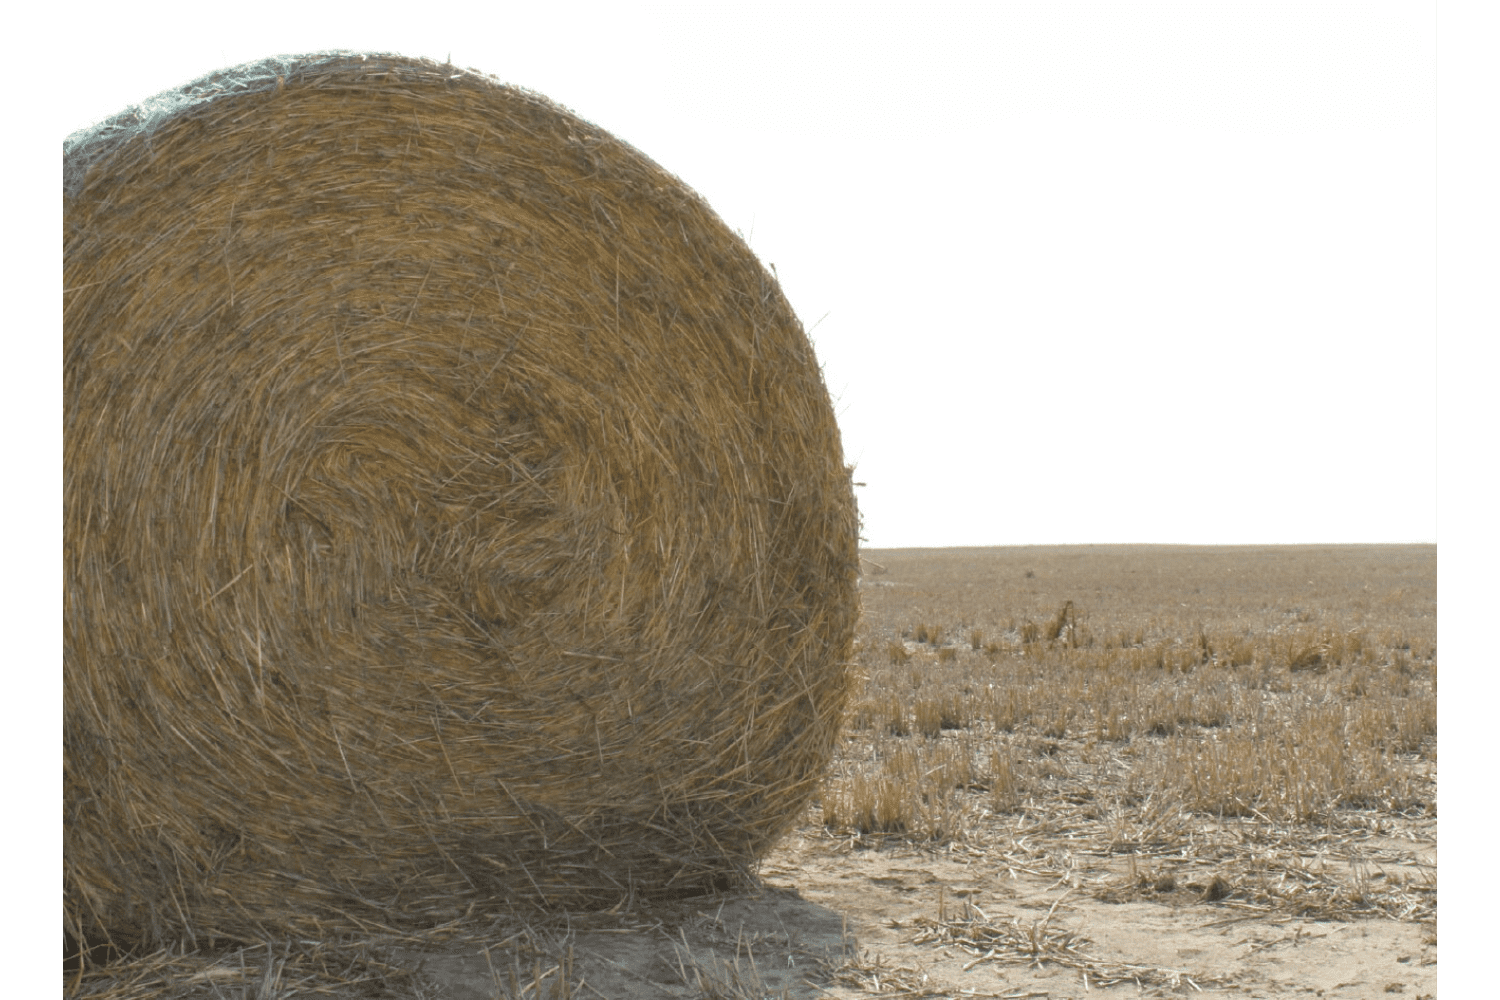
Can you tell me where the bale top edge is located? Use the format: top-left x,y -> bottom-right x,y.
63,51 -> 569,199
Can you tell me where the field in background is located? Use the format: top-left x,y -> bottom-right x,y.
792,544 -> 1436,995
828,544 -> 1435,889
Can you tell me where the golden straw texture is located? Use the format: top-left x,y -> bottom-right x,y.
64,52 -> 858,952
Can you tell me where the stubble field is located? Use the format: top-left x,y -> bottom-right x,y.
71,544 -> 1437,1000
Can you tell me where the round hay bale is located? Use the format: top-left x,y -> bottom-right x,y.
64,52 -> 859,952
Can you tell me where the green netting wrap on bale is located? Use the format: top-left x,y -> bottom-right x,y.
64,51 -> 859,953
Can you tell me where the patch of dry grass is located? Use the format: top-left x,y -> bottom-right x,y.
828,545 -> 1436,922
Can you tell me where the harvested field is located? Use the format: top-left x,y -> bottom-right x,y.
68,544 -> 1437,999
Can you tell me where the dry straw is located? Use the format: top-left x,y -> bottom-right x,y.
64,52 -> 859,957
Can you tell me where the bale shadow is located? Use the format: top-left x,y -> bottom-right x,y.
390,882 -> 855,1000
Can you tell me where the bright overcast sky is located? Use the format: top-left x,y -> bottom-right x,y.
54,3 -> 1437,548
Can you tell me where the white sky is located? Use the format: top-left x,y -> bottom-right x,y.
55,4 -> 1435,548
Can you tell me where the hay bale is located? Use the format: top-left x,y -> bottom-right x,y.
64,52 -> 858,952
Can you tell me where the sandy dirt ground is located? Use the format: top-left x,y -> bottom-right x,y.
378,817 -> 1435,1000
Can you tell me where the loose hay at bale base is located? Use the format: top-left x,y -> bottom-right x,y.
64,52 -> 859,958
